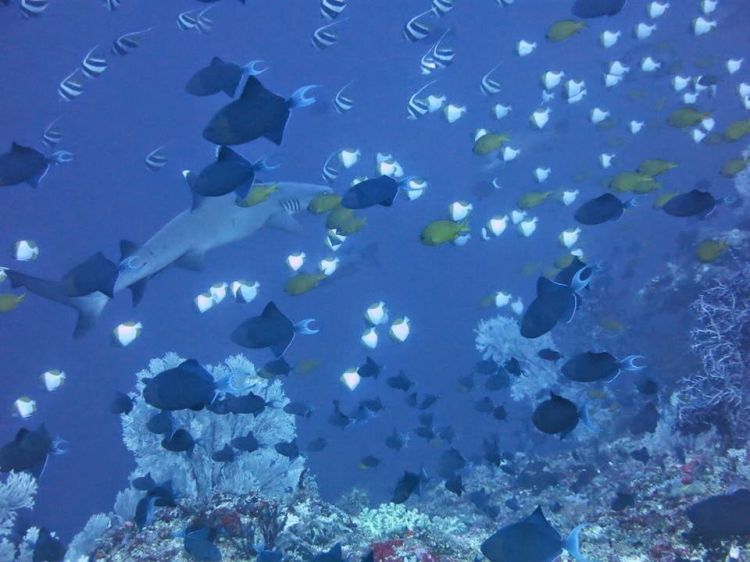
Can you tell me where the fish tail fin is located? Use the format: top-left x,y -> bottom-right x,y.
50,150 -> 73,164
565,524 -> 596,562
242,59 -> 268,76
288,85 -> 319,109
620,354 -> 646,371
718,195 -> 737,207
579,402 -> 597,432
294,318 -> 319,335
253,155 -> 281,172
624,197 -> 638,210
6,269 -> 109,338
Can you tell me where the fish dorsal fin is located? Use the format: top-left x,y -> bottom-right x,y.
217,146 -> 245,163
210,56 -> 225,66
11,142 -> 26,153
537,276 -> 565,296
240,76 -> 265,99
120,240 -> 140,261
262,301 -> 286,322
526,506 -> 550,527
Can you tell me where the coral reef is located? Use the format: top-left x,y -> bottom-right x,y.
0,472 -> 38,562
121,353 -> 304,504
675,261 -> 750,445
475,315 -> 558,402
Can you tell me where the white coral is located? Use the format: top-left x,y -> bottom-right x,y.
0,472 -> 37,538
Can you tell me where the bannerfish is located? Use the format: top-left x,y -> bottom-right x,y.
561,351 -> 645,382
481,506 -> 592,562
203,76 -> 317,146
230,301 -> 318,357
0,142 -> 72,188
185,57 -> 266,97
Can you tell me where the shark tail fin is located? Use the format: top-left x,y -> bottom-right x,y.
6,270 -> 109,339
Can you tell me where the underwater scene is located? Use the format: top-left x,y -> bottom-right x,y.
1,0 -> 750,560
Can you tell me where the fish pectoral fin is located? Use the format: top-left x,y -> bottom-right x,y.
267,212 -> 302,233
130,278 -> 148,306
176,251 -> 205,271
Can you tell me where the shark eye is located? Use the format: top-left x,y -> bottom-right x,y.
120,256 -> 147,271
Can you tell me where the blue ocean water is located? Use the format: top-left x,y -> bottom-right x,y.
1,0 -> 749,558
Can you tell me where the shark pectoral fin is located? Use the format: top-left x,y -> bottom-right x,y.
267,212 -> 302,233
176,251 -> 205,271
130,278 -> 148,306
72,292 -> 109,339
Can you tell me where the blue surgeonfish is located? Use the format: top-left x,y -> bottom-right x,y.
481,506 -> 593,562
231,301 -> 318,357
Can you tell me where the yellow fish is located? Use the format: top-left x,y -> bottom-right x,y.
653,192 -> 677,209
420,220 -> 468,246
236,183 -> 278,207
637,159 -> 677,177
296,358 -> 321,374
284,273 -> 327,296
721,158 -> 748,178
0,293 -> 24,313
326,207 -> 367,235
667,107 -> 710,128
546,20 -> 585,41
695,240 -> 728,263
610,172 -> 660,193
473,132 -> 509,156
518,191 -> 552,209
308,193 -> 342,214
724,119 -> 750,142
598,316 -> 624,332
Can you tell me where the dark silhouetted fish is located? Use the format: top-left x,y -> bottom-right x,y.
33,527 -> 67,562
184,525 -> 221,561
628,402 -> 659,435
438,447 -> 466,478
357,356 -> 382,379
392,469 -> 427,504
359,455 -> 380,469
132,472 -> 156,491
161,429 -> 196,453
142,359 -> 218,411
481,506 -> 591,562
284,401 -> 313,419
274,439 -> 299,459
306,436 -> 328,452
572,0 -> 627,18
445,473 -> 463,496
635,376 -> 658,395
662,189 -> 728,218
561,351 -> 645,383
184,147 -> 276,199
630,447 -> 649,464
186,57 -> 266,97
146,411 -> 174,435
687,489 -> 750,539
469,488 -> 499,519
203,77 -> 317,146
532,393 -> 589,437
231,301 -> 317,357
225,392 -> 268,415
574,193 -> 634,225
328,400 -> 350,428
474,359 -> 498,375
0,142 -> 72,188
259,357 -> 292,379
0,425 -> 63,477
611,490 -> 635,511
341,175 -> 400,209
230,431 -> 260,453
386,370 -> 413,391
385,428 -> 408,451
312,543 -> 345,562
60,252 -> 118,298
110,391 -> 134,414
211,443 -> 235,463
537,348 -> 563,362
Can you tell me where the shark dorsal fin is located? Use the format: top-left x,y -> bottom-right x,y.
120,240 -> 140,261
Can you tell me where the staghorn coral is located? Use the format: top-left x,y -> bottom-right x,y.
121,352 -> 304,504
475,315 -> 559,402
675,262 -> 750,445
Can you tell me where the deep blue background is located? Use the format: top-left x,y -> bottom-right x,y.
0,0 -> 746,540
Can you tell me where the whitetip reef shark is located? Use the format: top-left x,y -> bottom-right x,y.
6,180 -> 332,338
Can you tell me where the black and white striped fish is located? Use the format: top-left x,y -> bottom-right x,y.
81,47 -> 108,78
311,19 -> 347,50
144,145 -> 168,172
177,9 -> 199,31
320,0 -> 347,20
430,30 -> 455,68
407,80 -> 436,120
103,0 -> 121,11
420,53 -> 438,76
431,0 -> 453,16
403,10 -> 433,42
480,64 -> 502,95
42,118 -> 62,148
111,28 -> 153,56
334,82 -> 354,114
20,0 -> 47,18
321,150 -> 340,184
58,70 -> 85,102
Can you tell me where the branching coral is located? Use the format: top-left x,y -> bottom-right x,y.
475,315 -> 559,401
0,473 -> 39,562
121,353 -> 304,504
675,262 -> 750,444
